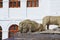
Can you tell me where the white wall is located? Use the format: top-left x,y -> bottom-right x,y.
0,1 -> 8,20
50,0 -> 60,16
9,0 -> 26,19
0,0 -> 60,39
27,0 -> 50,19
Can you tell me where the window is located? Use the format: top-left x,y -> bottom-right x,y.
14,25 -> 17,30
0,0 -> 3,8
9,0 -> 20,8
27,0 -> 38,7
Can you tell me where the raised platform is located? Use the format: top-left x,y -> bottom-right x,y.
4,32 -> 60,40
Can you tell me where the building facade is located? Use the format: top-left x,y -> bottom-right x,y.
0,0 -> 60,40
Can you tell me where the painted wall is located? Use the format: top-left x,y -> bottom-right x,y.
50,0 -> 60,16
0,0 -> 60,39
0,0 -> 50,20
27,0 -> 50,19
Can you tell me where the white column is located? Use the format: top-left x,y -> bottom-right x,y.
2,31 -> 8,40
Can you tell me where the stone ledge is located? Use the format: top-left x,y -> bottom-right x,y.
4,32 -> 60,40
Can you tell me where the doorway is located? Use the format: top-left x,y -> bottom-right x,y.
8,24 -> 19,38
0,26 -> 2,40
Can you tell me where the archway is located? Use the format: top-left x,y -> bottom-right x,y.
0,26 -> 2,40
8,24 -> 19,38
